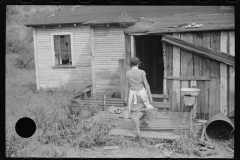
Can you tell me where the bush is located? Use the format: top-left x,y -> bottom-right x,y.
14,52 -> 35,69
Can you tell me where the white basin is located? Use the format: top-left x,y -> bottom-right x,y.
181,88 -> 200,97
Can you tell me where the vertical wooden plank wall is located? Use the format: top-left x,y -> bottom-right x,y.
220,32 -> 228,115
172,33 -> 181,112
209,32 -> 221,117
193,33 -> 204,119
164,31 -> 234,118
180,33 -> 193,112
202,33 -> 211,119
228,31 -> 235,117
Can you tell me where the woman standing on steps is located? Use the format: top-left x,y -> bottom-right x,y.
125,57 -> 154,137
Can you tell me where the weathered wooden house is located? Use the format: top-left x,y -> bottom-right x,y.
25,6 -> 235,120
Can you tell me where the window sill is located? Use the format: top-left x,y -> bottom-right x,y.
52,65 -> 76,69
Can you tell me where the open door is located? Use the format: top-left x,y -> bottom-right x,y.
134,35 -> 164,101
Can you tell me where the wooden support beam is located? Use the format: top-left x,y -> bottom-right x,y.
220,31 -> 228,116
202,32 -> 211,120
90,27 -> 96,98
228,31 -> 235,117
165,76 -> 211,81
33,28 -> 40,91
172,33 -> 181,112
163,42 -> 167,102
130,35 -> 135,58
119,59 -> 126,100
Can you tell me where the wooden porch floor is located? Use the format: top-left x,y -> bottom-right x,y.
89,110 -> 192,140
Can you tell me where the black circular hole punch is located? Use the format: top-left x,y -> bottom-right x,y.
167,0 -> 180,3
138,0 -> 150,3
109,0 -> 121,3
79,0 -> 91,3
50,0 -> 62,3
15,117 -> 36,138
197,0 -> 209,3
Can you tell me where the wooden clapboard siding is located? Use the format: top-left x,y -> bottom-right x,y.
180,33 -> 193,112
228,31 -> 235,117
220,31 -> 228,116
94,27 -> 126,98
193,33 -> 204,119
202,32 -> 211,120
35,26 -> 92,90
209,32 -> 221,118
172,33 -> 181,112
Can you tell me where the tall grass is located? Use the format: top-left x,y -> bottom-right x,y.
5,79 -> 119,157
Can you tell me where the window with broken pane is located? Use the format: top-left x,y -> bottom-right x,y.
54,35 -> 72,65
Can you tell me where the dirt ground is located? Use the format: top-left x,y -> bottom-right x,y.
5,68 -> 234,158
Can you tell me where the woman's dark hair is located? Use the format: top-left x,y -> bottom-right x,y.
130,57 -> 141,67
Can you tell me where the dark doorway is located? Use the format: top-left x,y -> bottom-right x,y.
135,35 -> 164,95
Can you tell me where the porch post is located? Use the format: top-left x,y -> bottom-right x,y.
119,59 -> 126,100
90,27 -> 96,98
130,35 -> 135,58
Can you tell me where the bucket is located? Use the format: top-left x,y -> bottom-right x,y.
122,107 -> 130,119
205,113 -> 234,141
145,108 -> 158,121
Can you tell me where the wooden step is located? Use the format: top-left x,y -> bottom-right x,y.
151,102 -> 170,109
109,128 -> 180,140
152,94 -> 169,99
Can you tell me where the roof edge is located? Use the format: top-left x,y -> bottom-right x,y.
162,34 -> 235,66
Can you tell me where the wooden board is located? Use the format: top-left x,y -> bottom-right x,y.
119,59 -> 125,100
220,31 -> 228,116
130,36 -> 135,58
180,33 -> 193,112
228,31 -> 235,117
109,128 -> 180,139
166,43 -> 173,108
208,32 -> 221,118
90,28 -> 96,98
163,42 -> 167,101
193,33 -> 204,119
165,76 -> 210,80
125,34 -> 131,67
33,28 -> 40,90
172,33 -> 181,112
202,32 -> 211,120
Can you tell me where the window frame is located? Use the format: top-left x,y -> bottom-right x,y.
50,32 -> 75,67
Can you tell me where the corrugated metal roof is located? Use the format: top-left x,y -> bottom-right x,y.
162,34 -> 235,66
125,7 -> 234,34
25,6 -> 234,27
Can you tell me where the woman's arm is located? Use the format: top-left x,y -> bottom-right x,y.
142,71 -> 153,103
